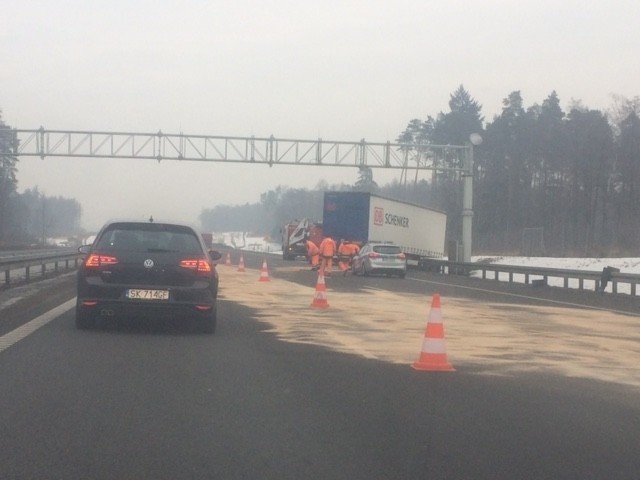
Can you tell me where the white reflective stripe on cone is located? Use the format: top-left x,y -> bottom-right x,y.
422,338 -> 447,354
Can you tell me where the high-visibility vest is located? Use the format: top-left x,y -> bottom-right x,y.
320,238 -> 336,256
306,240 -> 319,256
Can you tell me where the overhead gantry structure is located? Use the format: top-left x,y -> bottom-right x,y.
1,127 -> 478,261
8,127 -> 469,170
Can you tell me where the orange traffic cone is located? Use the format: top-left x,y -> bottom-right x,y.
310,269 -> 329,308
258,259 -> 270,282
412,293 -> 454,371
237,255 -> 246,273
225,252 -> 231,266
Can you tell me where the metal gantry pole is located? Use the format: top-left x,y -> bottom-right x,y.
461,142 -> 474,263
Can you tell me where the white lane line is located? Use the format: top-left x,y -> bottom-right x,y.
409,276 -> 640,317
0,298 -> 76,354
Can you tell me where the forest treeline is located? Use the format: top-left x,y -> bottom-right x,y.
0,113 -> 82,245
201,86 -> 640,257
3,85 -> 640,255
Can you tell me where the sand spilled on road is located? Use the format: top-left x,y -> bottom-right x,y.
218,266 -> 640,389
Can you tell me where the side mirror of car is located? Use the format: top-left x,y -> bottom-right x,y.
78,245 -> 91,254
209,250 -> 222,261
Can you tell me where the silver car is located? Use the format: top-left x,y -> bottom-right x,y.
351,242 -> 407,278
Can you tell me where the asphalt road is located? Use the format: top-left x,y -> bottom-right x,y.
1,254 -> 639,479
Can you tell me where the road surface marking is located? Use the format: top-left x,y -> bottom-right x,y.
0,298 -> 76,354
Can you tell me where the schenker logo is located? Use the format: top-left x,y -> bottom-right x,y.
374,207 -> 384,225
373,207 -> 410,228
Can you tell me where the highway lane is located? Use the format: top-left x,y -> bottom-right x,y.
1,255 -> 640,479
2,298 -> 640,479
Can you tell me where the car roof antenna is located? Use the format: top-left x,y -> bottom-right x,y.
149,215 -> 154,223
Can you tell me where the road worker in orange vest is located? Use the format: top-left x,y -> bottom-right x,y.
338,239 -> 351,274
306,238 -> 320,270
346,241 -> 360,257
319,236 -> 337,274
338,240 -> 360,275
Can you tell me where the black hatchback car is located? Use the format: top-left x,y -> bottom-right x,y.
76,220 -> 222,333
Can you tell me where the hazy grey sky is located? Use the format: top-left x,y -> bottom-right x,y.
2,1 -> 639,231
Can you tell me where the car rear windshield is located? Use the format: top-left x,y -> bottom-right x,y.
95,223 -> 202,254
372,245 -> 402,255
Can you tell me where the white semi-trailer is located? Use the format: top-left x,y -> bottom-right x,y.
322,191 -> 446,260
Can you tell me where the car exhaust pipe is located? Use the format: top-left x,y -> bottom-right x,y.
100,309 -> 115,317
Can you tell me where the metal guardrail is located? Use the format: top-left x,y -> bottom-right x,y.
2,250 -> 639,298
418,259 -> 640,297
0,250 -> 83,288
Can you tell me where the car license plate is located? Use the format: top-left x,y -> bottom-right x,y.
126,289 -> 169,300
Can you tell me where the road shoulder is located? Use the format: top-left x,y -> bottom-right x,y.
0,272 -> 76,336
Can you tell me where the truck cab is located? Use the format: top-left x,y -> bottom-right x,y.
281,219 -> 323,260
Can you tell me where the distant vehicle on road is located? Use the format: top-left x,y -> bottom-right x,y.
351,242 -> 407,278
281,218 -> 323,260
282,192 -> 446,266
76,219 -> 222,333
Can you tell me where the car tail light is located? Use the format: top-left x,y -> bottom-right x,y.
368,252 -> 380,258
85,254 -> 119,267
179,258 -> 212,273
